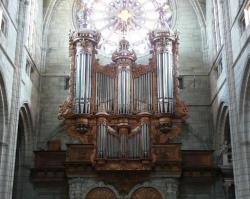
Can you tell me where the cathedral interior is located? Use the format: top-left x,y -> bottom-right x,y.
1,0 -> 250,199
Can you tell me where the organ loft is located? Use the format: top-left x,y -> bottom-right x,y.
31,1 -> 214,199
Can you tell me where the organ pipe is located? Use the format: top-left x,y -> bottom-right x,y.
97,123 -> 107,159
112,39 -> 136,114
72,31 -> 100,114
134,72 -> 153,112
118,67 -> 131,114
156,46 -> 173,113
149,31 -> 177,114
96,73 -> 114,113
75,47 -> 92,114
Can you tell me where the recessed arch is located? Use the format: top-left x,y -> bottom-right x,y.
237,58 -> 250,196
12,103 -> 34,199
215,102 -> 230,150
0,71 -> 8,154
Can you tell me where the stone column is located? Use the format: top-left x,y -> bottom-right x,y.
220,0 -> 250,198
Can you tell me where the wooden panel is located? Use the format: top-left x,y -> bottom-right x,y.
131,188 -> 163,199
152,144 -> 181,162
31,168 -> 66,182
66,144 -> 94,162
34,151 -> 66,168
86,188 -> 117,199
182,150 -> 213,168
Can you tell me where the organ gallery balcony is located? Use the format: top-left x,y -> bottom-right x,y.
31,142 -> 214,182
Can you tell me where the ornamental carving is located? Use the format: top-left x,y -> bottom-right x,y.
58,0 -> 188,173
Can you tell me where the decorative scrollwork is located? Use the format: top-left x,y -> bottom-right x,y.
58,98 -> 73,120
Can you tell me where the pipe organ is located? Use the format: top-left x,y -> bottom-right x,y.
149,31 -> 175,114
133,72 -> 153,112
73,31 -> 100,114
96,73 -> 114,113
59,28 -> 188,170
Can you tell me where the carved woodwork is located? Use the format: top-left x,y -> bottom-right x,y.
152,144 -> 181,163
86,188 -> 117,199
131,187 -> 163,199
31,150 -> 214,186
66,144 -> 95,163
34,151 -> 66,168
56,24 -> 189,173
31,151 -> 66,182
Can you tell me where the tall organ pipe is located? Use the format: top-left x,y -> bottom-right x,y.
155,45 -> 174,113
133,73 -> 153,112
141,123 -> 150,158
96,73 -> 114,113
118,67 -> 131,114
97,123 -> 107,159
75,43 -> 93,114
149,31 -> 177,114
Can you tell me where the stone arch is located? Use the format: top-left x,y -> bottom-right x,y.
12,103 -> 34,199
81,181 -> 120,199
85,187 -> 117,199
18,103 -> 34,159
130,187 -> 163,199
128,183 -> 165,199
215,102 -> 234,167
237,58 -> 250,196
215,102 -> 230,150
240,60 -> 250,137
0,71 -> 8,154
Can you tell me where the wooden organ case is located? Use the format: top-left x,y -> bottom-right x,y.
56,28 -> 188,180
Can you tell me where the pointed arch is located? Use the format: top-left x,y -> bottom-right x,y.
18,103 -> 34,162
0,71 -> 8,150
215,102 -> 229,150
238,58 -> 250,145
12,103 -> 34,199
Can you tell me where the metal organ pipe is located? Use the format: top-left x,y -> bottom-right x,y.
75,43 -> 92,114
96,73 -> 114,113
133,73 -> 153,112
118,67 -> 131,114
156,47 -> 174,113
97,123 -> 107,159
